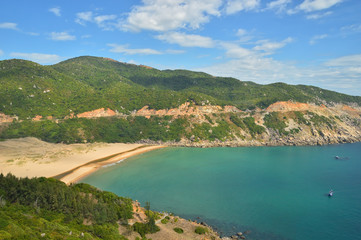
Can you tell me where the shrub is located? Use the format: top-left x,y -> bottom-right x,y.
160,217 -> 169,224
173,227 -> 184,234
264,112 -> 288,135
195,226 -> 208,235
243,117 -> 265,136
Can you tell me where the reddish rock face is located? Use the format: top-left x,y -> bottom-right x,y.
103,57 -> 118,63
76,108 -> 116,118
266,101 -> 311,112
32,115 -> 43,121
139,64 -> 153,69
135,102 -> 240,117
0,113 -> 17,123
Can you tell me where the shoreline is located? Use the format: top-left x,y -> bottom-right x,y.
57,145 -> 166,184
0,137 -> 165,184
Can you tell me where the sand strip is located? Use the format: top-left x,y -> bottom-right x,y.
0,137 -> 165,184
58,145 -> 166,184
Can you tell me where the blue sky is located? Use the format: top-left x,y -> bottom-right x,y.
1,0 -> 361,96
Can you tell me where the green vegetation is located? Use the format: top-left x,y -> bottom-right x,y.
264,112 -> 288,135
1,56 -> 360,144
133,201 -> 160,237
0,116 -> 187,143
308,112 -> 335,129
190,120 -> 232,142
173,227 -> 184,234
0,174 -> 133,239
242,117 -> 265,137
229,114 -> 245,129
161,216 -> 170,224
132,221 -> 159,238
194,226 -> 208,235
293,111 -> 310,125
1,56 -> 360,120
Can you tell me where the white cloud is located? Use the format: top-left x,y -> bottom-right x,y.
266,0 -> 291,11
236,28 -> 247,36
197,45 -> 361,96
9,52 -> 63,64
108,44 -> 162,55
218,37 -> 292,60
220,42 -> 253,58
309,34 -> 327,45
75,11 -> 93,25
324,54 -> 361,68
253,37 -> 293,55
165,49 -> 185,54
297,0 -> 344,12
306,11 -> 332,19
341,24 -> 361,35
0,22 -> 18,30
123,0 -> 222,32
75,12 -> 119,30
0,49 -> 3,56
50,32 -> 76,41
81,34 -> 92,39
94,15 -> 117,30
49,7 -> 61,17
225,0 -> 260,15
156,32 -> 215,48
197,54 -> 361,95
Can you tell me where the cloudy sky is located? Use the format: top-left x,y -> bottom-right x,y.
1,0 -> 361,96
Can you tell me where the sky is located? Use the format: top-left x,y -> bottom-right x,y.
1,0 -> 361,96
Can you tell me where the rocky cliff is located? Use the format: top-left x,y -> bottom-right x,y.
1,101 -> 360,147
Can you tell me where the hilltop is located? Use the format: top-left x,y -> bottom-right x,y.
0,56 -> 360,146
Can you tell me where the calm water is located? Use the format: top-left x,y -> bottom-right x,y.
82,143 -> 361,240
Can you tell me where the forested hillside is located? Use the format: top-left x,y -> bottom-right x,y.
0,174 -> 133,239
1,56 -> 360,119
1,56 -> 361,146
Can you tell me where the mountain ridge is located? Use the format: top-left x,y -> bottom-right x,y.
1,56 -> 360,146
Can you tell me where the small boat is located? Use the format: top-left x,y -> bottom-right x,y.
335,156 -> 340,159
328,190 -> 334,197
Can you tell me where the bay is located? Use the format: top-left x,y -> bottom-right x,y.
81,142 -> 361,240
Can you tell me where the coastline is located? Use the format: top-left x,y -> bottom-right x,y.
0,137 -> 165,184
57,145 -> 166,184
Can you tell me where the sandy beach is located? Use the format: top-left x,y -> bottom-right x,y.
0,137 -> 165,184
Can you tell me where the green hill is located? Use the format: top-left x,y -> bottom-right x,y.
1,56 -> 360,145
1,56 -> 360,120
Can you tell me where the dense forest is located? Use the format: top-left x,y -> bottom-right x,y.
1,56 -> 360,145
1,56 -> 360,119
0,174 -> 163,239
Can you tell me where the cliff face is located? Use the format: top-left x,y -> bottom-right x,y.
134,102 -> 240,118
1,101 -> 360,146
131,101 -> 361,146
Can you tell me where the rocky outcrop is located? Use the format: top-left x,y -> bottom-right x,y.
32,115 -> 43,121
76,108 -> 117,119
266,101 -> 326,112
134,102 -> 241,117
0,113 -> 17,123
2,101 -> 360,147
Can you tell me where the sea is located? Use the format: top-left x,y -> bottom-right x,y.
81,142 -> 361,240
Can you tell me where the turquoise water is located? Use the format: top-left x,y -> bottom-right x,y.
82,143 -> 361,240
